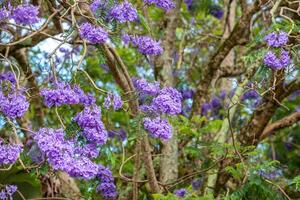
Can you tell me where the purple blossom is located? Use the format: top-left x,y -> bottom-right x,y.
131,36 -> 163,55
151,87 -> 182,115
79,22 -> 108,44
12,4 -> 40,25
34,128 -> 99,179
192,179 -> 202,190
184,0 -> 193,10
242,89 -> 260,100
0,190 -> 7,199
210,96 -> 221,109
0,91 -> 29,118
97,164 -> 118,200
132,78 -> 160,96
201,102 -> 212,116
0,140 -> 23,166
265,31 -> 288,47
73,106 -> 108,145
180,89 -> 194,100
0,72 -> 16,84
0,7 -> 10,21
144,0 -> 176,11
264,50 -> 290,70
174,188 -> 188,198
110,1 -> 138,23
103,93 -> 123,110
209,5 -> 223,19
90,0 -> 102,13
5,185 -> 17,196
121,32 -> 131,45
143,117 -> 172,140
40,83 -> 81,107
108,129 -> 127,141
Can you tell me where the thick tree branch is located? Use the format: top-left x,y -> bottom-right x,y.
191,0 -> 267,116
260,112 -> 300,140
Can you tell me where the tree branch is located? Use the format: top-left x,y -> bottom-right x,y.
260,112 -> 300,140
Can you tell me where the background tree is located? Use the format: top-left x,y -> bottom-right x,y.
0,0 -> 300,199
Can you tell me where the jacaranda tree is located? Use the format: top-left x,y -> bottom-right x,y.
0,0 -> 300,199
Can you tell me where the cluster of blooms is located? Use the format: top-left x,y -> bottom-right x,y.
0,91 -> 30,119
40,82 -> 95,107
242,83 -> 260,101
208,5 -> 224,19
0,71 -> 29,119
131,35 -> 163,55
33,128 -> 99,179
184,0 -> 193,10
174,188 -> 188,198
133,78 -> 182,140
263,31 -> 290,70
108,129 -> 127,141
143,117 -> 172,140
90,0 -> 103,13
96,164 -> 118,199
0,72 -> 16,84
12,4 -> 40,25
0,3 -> 40,25
201,91 -> 227,116
144,0 -> 176,11
0,185 -> 18,200
103,93 -> 123,110
0,140 -> 23,166
79,22 -> 108,44
73,106 -> 108,145
110,1 -> 138,23
192,178 -> 202,190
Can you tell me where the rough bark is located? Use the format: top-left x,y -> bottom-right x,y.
154,0 -> 181,184
191,0 -> 265,116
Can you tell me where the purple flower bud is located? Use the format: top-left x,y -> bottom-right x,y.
264,50 -> 290,70
143,117 -> 172,141
12,4 -> 40,25
79,22 -> 108,44
209,5 -> 223,19
144,0 -> 176,11
174,188 -> 188,198
265,31 -> 288,47
110,1 -> 138,23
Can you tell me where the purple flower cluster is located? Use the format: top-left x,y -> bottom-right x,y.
263,31 -> 291,70
96,164 -> 118,199
209,5 -> 224,19
0,91 -> 29,119
131,35 -> 163,55
103,93 -> 123,110
34,128 -> 99,179
73,106 -> 108,145
0,185 -> 18,200
108,129 -> 127,141
184,0 -> 193,10
263,50 -> 290,70
151,87 -> 182,115
0,72 -> 16,84
144,0 -> 176,11
242,89 -> 260,101
132,78 -> 160,96
143,117 -> 172,140
174,188 -> 188,198
0,140 -> 23,165
0,6 -> 10,21
79,22 -> 108,44
90,0 -> 102,13
110,1 -> 138,23
201,90 -> 229,117
133,78 -> 182,140
265,31 -> 288,47
12,4 -> 40,25
40,83 -> 95,107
